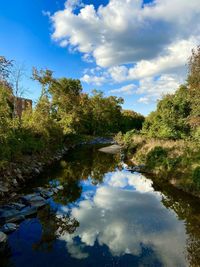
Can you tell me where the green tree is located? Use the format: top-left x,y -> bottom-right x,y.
121,110 -> 144,133
142,85 -> 191,139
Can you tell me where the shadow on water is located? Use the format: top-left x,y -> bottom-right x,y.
2,144 -> 200,267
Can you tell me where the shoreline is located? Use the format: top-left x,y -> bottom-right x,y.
0,136 -> 114,202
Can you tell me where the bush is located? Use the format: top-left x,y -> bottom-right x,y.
192,166 -> 200,189
146,146 -> 168,170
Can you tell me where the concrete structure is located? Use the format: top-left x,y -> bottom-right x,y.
14,97 -> 32,118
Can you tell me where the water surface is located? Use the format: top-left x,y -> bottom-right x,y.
2,145 -> 200,267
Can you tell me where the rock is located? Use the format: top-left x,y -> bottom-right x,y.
131,164 -> 146,173
12,179 -> 18,187
51,188 -> 58,194
99,145 -> 121,154
132,166 -> 141,172
0,207 -> 25,224
20,206 -> 38,217
1,223 -> 18,233
0,185 -> 9,193
21,194 -> 47,208
0,231 -> 7,243
40,191 -> 54,199
34,168 -> 40,175
56,185 -> 64,191
10,202 -> 26,211
34,188 -> 54,199
0,231 -> 7,252
17,173 -> 24,181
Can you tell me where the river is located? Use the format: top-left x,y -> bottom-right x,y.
1,144 -> 200,267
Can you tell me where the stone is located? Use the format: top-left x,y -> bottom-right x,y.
0,207 -> 24,224
10,202 -> 26,211
17,173 -> 24,181
99,145 -> 121,154
34,168 -> 40,175
0,231 -> 7,252
0,231 -> 7,243
40,190 -> 54,199
0,185 -> 9,193
34,188 -> 54,199
51,188 -> 58,194
132,166 -> 141,172
56,185 -> 64,191
20,206 -> 38,217
21,194 -> 47,208
12,179 -> 18,187
1,223 -> 18,233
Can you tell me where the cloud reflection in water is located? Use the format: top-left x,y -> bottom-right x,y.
58,170 -> 188,266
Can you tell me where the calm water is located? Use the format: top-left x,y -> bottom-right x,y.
2,145 -> 200,267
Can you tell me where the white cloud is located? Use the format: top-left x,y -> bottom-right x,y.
51,0 -> 200,67
106,170 -> 154,193
81,74 -> 107,86
50,0 -> 200,105
109,84 -> 136,95
136,74 -> 182,101
58,171 -> 188,266
110,74 -> 182,101
138,97 -> 150,104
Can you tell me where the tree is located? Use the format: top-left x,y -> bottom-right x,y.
49,78 -> 83,134
0,56 -> 13,82
142,85 -> 191,139
188,46 -> 200,116
10,62 -> 28,118
90,90 -> 123,135
32,68 -> 54,97
121,110 -> 145,133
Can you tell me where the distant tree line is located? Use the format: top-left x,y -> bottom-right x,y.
0,57 -> 144,163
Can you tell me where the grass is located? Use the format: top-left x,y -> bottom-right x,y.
115,131 -> 200,195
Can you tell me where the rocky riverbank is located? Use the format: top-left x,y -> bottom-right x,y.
0,184 -> 64,251
0,146 -> 70,201
0,137 -> 114,201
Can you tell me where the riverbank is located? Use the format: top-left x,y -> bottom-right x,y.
115,132 -> 200,198
0,135 -> 114,201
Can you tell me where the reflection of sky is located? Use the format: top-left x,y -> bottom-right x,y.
56,170 -> 188,267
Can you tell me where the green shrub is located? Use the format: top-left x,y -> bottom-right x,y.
146,146 -> 168,170
192,166 -> 200,189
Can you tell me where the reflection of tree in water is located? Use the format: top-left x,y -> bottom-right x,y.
51,145 -> 119,205
156,183 -> 200,267
32,146 -> 120,253
60,145 -> 120,184
32,206 -> 79,252
54,179 -> 82,206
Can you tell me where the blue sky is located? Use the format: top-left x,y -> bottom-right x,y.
0,0 -> 199,115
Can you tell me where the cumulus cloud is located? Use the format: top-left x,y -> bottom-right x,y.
108,74 -> 182,101
58,171 -> 187,266
81,74 -> 107,86
50,0 -> 200,105
51,0 -> 200,67
109,84 -> 136,95
136,74 -> 183,102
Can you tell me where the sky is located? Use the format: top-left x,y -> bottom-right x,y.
0,0 -> 200,115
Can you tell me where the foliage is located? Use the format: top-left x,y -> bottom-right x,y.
145,146 -> 168,170
0,59 -> 144,164
120,110 -> 145,133
188,46 -> 200,118
142,85 -> 191,139
192,167 -> 200,189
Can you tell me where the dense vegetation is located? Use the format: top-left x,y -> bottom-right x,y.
115,46 -> 200,194
0,57 -> 144,166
